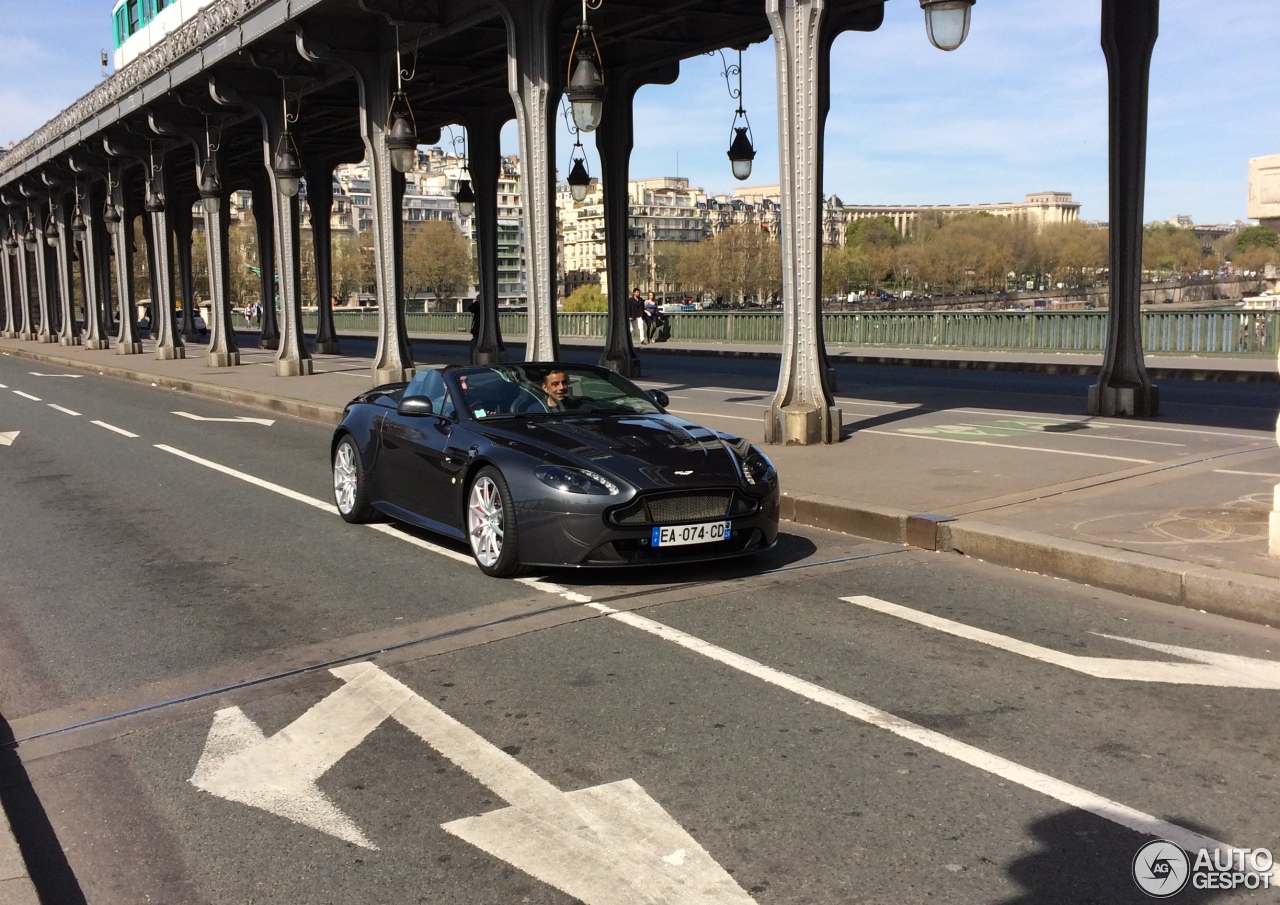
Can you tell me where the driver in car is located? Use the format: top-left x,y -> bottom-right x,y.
540,369 -> 579,412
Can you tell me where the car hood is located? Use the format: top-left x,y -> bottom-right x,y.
478,414 -> 746,490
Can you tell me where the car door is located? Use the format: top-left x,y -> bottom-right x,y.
380,370 -> 464,530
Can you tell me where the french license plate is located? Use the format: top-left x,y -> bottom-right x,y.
651,521 -> 731,547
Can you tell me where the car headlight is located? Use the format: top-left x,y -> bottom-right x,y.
535,465 -> 620,496
739,445 -> 776,486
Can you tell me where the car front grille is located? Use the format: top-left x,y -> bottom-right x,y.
609,490 -> 756,527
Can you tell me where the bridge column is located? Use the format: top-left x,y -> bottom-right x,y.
172,199 -> 199,345
598,64 -> 680,377
54,192 -> 82,346
247,172 -> 281,350
111,177 -> 144,355
14,211 -> 35,340
203,167 -> 239,368
144,163 -> 185,361
499,2 -> 560,362
1,217 -> 16,339
78,181 -> 111,349
260,111 -> 313,378
31,203 -> 57,343
765,0 -> 841,445
302,156 -> 340,356
467,108 -> 509,365
1089,0 -> 1159,418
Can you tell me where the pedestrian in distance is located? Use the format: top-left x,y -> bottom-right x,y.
627,288 -> 646,345
643,292 -> 658,344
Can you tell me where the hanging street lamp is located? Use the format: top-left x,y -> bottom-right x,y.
715,48 -> 756,181
920,0 -> 976,52
565,0 -> 605,133
200,123 -> 223,214
273,86 -> 303,197
386,26 -> 420,173
445,126 -> 475,218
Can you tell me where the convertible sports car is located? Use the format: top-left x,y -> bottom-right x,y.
331,362 -> 779,577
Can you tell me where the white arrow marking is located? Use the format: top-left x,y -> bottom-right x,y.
0,431 -> 18,447
841,595 -> 1280,688
28,372 -> 83,378
191,663 -> 753,903
172,411 -> 275,426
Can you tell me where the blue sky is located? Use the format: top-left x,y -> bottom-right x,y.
4,0 -> 1275,224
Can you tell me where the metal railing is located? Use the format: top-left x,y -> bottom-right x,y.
299,308 -> 1279,357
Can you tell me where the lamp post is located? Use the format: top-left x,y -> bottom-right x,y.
445,126 -> 475,218
565,0 -> 605,133
920,0 -> 976,52
560,98 -> 593,204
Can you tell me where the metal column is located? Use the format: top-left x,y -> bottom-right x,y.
1090,0 -> 1159,418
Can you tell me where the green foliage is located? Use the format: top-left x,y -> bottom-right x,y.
1235,225 -> 1279,253
403,220 -> 474,309
563,284 -> 607,311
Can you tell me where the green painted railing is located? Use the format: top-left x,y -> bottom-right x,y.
300,308 -> 1279,357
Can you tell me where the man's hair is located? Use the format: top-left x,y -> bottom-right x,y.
632,287 -> 641,293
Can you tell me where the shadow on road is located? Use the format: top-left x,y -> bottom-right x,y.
0,715 -> 87,905
999,808 -> 1232,904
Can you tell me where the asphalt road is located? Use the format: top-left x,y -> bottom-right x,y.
1,353 -> 1277,904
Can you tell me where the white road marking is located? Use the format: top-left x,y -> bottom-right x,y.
948,423 -> 1185,447
153,445 -> 588,594
91,421 -> 139,438
192,663 -> 757,903
0,431 -> 18,447
586,602 -> 1269,878
668,409 -> 760,423
47,404 -> 81,416
1215,469 -> 1280,478
860,428 -> 1152,463
28,372 -> 83,378
173,411 -> 276,426
13,390 -> 41,401
0,383 -> 7,389
841,595 -> 1280,688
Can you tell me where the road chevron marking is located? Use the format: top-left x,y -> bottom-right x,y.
191,663 -> 755,903
840,595 -> 1280,688
586,602 -> 1274,881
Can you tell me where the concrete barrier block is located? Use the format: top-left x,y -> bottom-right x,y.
1183,568 -> 1280,625
940,521 -> 1186,605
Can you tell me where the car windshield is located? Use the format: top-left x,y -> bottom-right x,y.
454,365 -> 663,420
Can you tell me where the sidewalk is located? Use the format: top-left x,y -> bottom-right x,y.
0,817 -> 37,905
2,332 -> 1277,630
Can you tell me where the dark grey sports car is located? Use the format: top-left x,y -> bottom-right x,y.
331,362 -> 779,576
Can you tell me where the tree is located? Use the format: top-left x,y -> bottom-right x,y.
331,229 -> 372,305
228,218 -> 259,306
563,284 -> 607,311
403,220 -> 474,311
1235,224 -> 1279,253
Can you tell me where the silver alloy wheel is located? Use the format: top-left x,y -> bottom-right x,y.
468,475 -> 503,567
333,442 -> 358,515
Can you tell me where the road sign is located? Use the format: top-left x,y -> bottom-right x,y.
191,662 -> 753,904
842,595 -> 1280,688
172,411 -> 275,426
0,431 -> 18,446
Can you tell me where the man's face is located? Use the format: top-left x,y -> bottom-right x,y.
542,371 -> 569,402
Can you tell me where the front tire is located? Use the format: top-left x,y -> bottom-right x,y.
467,466 -> 522,577
333,435 -> 375,524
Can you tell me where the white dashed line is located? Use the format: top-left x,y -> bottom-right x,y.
48,404 -> 81,416
860,429 -> 1152,463
13,390 -> 41,401
1215,469 -> 1280,478
668,409 -> 759,423
91,421 -> 140,438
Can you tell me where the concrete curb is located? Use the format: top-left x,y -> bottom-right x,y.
0,817 -> 38,905
7,343 -> 1277,626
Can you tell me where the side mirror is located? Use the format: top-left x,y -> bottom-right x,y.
647,389 -> 670,408
397,395 -> 435,417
